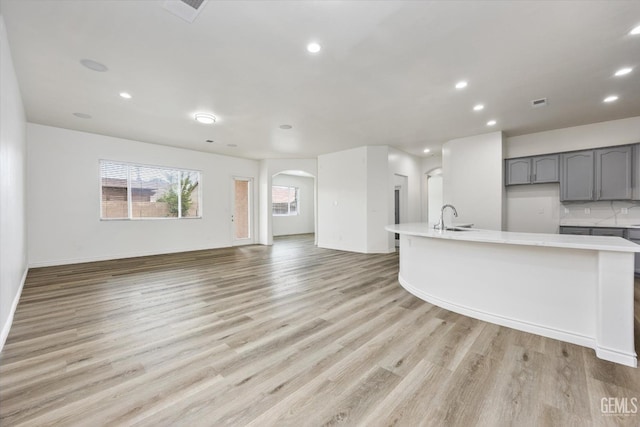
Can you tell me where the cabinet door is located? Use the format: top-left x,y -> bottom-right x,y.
634,144 -> 640,200
560,150 -> 594,201
505,158 -> 531,185
596,146 -> 632,200
531,155 -> 559,183
559,226 -> 591,235
591,228 -> 625,237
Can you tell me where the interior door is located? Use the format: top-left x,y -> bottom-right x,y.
232,177 -> 253,245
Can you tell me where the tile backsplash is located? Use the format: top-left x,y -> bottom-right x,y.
560,200 -> 640,226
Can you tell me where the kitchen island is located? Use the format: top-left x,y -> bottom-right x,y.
385,223 -> 640,367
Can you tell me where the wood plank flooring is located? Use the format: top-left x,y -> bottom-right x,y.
1,234 -> 639,426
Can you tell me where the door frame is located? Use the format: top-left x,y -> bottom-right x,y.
231,176 -> 254,246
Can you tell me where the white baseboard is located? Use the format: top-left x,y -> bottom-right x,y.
0,267 -> 28,352
27,243 -> 233,268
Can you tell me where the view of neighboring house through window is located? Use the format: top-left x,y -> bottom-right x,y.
272,186 -> 299,216
100,161 -> 201,219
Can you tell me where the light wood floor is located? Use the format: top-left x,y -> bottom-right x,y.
1,234 -> 639,426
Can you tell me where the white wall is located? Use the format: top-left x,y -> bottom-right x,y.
318,147 -> 368,253
442,132 -> 504,230
0,16 -> 27,349
506,184 -> 561,233
27,124 -> 260,267
272,174 -> 315,236
427,174 -> 443,225
505,116 -> 640,158
366,146 -> 390,253
258,158 -> 317,245
317,145 -> 421,253
421,155 -> 443,223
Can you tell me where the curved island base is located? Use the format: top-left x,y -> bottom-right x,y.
386,223 -> 639,367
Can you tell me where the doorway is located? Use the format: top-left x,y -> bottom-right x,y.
393,174 -> 408,248
232,177 -> 253,245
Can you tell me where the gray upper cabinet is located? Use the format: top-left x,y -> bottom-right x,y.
633,144 -> 640,200
532,155 -> 559,183
505,154 -> 558,185
595,146 -> 632,200
507,143 -> 637,199
560,150 -> 594,201
505,158 -> 531,185
559,226 -> 591,235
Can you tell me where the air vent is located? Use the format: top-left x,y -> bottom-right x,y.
163,0 -> 208,23
531,98 -> 548,108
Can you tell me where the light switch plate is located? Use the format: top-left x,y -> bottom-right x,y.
621,207 -> 629,215
584,208 -> 591,214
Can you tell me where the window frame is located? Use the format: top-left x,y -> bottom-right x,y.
271,185 -> 299,217
99,160 -> 202,221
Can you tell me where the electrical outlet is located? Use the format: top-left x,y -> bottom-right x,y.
621,207 -> 629,215
564,207 -> 570,214
584,208 -> 591,214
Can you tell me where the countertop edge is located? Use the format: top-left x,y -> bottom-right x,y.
385,223 -> 640,253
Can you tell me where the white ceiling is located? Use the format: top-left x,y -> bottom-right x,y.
2,0 -> 639,160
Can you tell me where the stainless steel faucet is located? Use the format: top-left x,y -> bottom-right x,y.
434,204 -> 458,230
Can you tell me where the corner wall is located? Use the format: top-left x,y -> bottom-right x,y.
0,16 -> 28,349
27,124 -> 260,267
443,132 -> 504,230
317,147 -> 369,252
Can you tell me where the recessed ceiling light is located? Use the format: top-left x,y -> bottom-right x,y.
614,67 -> 633,77
630,25 -> 640,35
307,42 -> 321,53
279,124 -> 293,130
119,92 -> 132,99
603,95 -> 619,103
473,104 -> 484,111
194,113 -> 216,124
423,148 -> 431,153
80,59 -> 108,72
227,144 -> 238,147
455,81 -> 468,89
73,112 -> 92,119
487,120 -> 497,126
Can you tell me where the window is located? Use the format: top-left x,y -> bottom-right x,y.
100,161 -> 201,219
272,186 -> 298,216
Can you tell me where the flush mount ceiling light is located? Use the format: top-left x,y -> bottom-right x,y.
80,59 -> 108,72
455,80 -> 468,89
279,124 -> 293,130
119,92 -> 132,99
614,67 -> 633,77
73,112 -> 92,119
630,25 -> 640,35
423,148 -> 431,153
486,120 -> 497,126
603,95 -> 619,103
473,104 -> 484,111
306,42 -> 321,53
194,113 -> 216,124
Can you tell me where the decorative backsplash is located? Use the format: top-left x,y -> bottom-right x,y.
560,200 -> 640,226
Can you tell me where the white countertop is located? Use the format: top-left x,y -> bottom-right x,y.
386,223 -> 640,253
